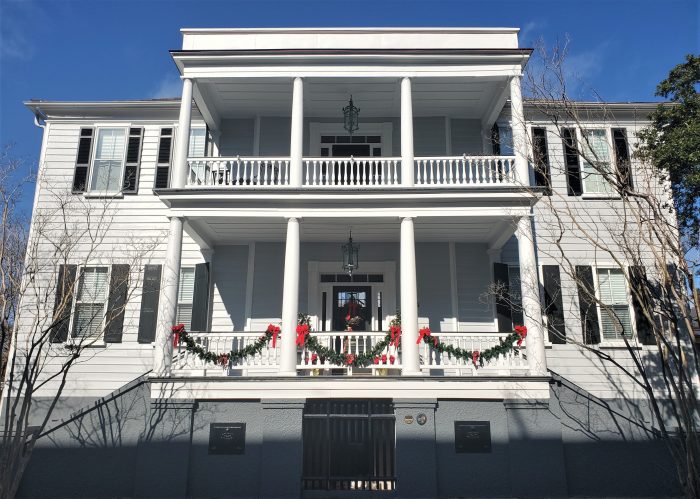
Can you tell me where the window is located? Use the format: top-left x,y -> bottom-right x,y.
508,266 -> 524,327
597,268 -> 632,340
189,127 -> 207,157
176,267 -> 195,329
89,128 -> 127,192
72,267 -> 109,339
492,125 -> 513,155
531,127 -> 551,193
580,129 -> 613,195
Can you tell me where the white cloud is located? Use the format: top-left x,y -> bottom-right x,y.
0,0 -> 44,60
519,21 -> 546,46
151,74 -> 182,99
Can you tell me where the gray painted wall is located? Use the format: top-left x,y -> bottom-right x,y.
451,118 -> 484,155
211,245 -> 249,330
455,243 -> 494,323
218,118 -> 254,156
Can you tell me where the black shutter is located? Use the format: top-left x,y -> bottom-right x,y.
190,262 -> 210,331
138,265 -> 162,343
562,128 -> 582,196
532,127 -> 552,194
575,265 -> 600,344
50,264 -> 77,343
72,128 -> 94,193
612,128 -> 633,190
542,265 -> 566,344
154,128 -> 173,189
629,266 -> 655,345
104,264 -> 129,343
491,123 -> 501,155
493,263 -> 512,332
122,127 -> 143,193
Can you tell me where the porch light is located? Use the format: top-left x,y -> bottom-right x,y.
342,96 -> 360,135
342,230 -> 359,276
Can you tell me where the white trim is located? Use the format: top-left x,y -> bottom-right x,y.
68,265 -> 111,343
85,126 -> 129,195
244,242 -> 256,330
590,263 -> 638,344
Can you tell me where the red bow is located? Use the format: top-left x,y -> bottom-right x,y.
296,324 -> 310,346
390,326 -> 401,347
382,354 -> 388,364
515,325 -> 528,346
472,351 -> 480,367
218,353 -> 230,366
267,324 -> 281,348
345,354 -> 355,366
417,327 -> 432,344
389,355 -> 396,365
172,324 -> 185,347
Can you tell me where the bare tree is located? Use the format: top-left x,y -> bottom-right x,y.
0,149 -> 160,498
502,37 -> 700,496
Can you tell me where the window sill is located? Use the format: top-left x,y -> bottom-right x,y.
598,342 -> 641,350
83,192 -> 124,199
580,194 -> 621,201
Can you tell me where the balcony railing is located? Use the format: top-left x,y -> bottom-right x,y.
185,155 -> 517,189
172,330 -> 527,376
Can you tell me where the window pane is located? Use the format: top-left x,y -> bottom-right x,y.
177,304 -> 193,330
178,267 -> 195,303
498,127 -> 513,155
77,267 -> 108,302
188,128 -> 206,157
91,128 -> 126,191
73,303 -> 105,338
598,268 -> 631,339
582,129 -> 612,194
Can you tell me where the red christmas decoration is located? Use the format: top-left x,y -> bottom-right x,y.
172,324 -> 185,347
472,351 -> 480,367
373,357 -> 380,364
267,324 -> 281,348
296,324 -> 310,346
389,355 -> 396,365
515,325 -> 528,346
217,353 -> 230,366
389,326 -> 401,347
417,327 -> 432,344
311,353 -> 318,364
381,354 -> 388,364
345,353 -> 356,365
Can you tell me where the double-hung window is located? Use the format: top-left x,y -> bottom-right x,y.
72,266 -> 109,339
90,128 -> 127,192
597,268 -> 632,340
176,267 -> 195,330
508,265 -> 524,327
188,127 -> 207,157
580,129 -> 614,195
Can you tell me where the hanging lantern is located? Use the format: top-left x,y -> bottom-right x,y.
342,230 -> 359,276
343,96 -> 360,135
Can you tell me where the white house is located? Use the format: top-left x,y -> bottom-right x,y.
13,27 -> 681,497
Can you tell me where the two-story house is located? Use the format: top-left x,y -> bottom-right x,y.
12,27 -> 681,497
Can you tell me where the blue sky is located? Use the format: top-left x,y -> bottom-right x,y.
0,0 -> 698,210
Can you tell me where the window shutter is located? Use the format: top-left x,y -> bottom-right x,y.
137,264 -> 162,343
155,128 -> 174,188
629,266 -> 655,345
575,265 -> 600,344
532,127 -> 552,194
104,264 -> 130,343
490,124 -> 501,155
122,127 -> 143,193
561,128 -> 582,196
190,262 -> 211,331
542,265 -> 566,344
50,264 -> 77,342
612,128 -> 633,190
493,263 -> 512,332
72,128 -> 94,193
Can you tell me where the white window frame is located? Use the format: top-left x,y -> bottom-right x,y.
86,125 -> 130,194
188,126 -> 208,158
176,267 -> 196,330
592,264 -> 637,345
577,127 -> 615,196
69,265 -> 111,342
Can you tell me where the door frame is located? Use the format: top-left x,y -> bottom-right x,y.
308,261 -> 396,332
309,122 -> 394,157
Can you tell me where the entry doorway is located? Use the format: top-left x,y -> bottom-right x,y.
332,286 -> 372,331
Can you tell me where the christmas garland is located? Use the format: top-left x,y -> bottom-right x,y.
172,319 -> 527,370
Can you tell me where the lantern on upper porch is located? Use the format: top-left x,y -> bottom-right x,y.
342,96 -> 360,135
342,230 -> 359,276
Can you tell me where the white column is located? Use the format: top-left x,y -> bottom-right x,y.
400,217 -> 421,375
289,77 -> 304,187
153,216 -> 184,376
509,75 -> 530,186
400,77 -> 415,187
279,217 -> 300,375
172,77 -> 194,189
516,215 -> 547,376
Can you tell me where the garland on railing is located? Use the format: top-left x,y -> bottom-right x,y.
171,319 -> 528,369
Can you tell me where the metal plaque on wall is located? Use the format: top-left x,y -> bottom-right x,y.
208,423 -> 246,455
454,421 -> 491,453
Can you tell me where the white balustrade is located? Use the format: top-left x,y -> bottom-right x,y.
415,156 -> 516,186
186,157 -> 290,187
297,332 -> 401,372
302,157 -> 401,187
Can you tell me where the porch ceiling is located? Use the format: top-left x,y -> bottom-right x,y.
186,216 -> 516,247
195,76 -> 509,120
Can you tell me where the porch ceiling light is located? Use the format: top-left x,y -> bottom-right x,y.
342,230 -> 359,276
342,95 -> 360,135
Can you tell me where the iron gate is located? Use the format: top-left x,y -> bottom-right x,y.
302,399 -> 396,491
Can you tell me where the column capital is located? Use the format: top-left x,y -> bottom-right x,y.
401,216 -> 415,222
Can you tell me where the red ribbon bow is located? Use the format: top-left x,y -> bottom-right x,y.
296,324 -> 310,346
345,354 -> 355,366
390,326 -> 401,347
515,325 -> 528,346
389,355 -> 396,365
172,324 -> 185,347
218,353 -> 230,366
417,327 -> 432,344
267,324 -> 281,348
472,351 -> 480,367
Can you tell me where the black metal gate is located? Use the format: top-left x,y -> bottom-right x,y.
302,399 -> 396,491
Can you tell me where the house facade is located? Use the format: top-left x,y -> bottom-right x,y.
13,28 -> 680,497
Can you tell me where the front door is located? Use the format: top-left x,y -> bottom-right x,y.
332,286 -> 372,331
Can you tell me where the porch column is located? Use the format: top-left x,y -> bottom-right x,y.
400,77 -> 415,187
289,77 -> 304,188
172,77 -> 194,188
279,217 -> 300,376
516,215 -> 547,375
153,216 -> 184,376
400,217 -> 421,375
509,75 -> 530,186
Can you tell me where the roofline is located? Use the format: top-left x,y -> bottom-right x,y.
179,27 -> 521,34
169,48 -> 533,58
